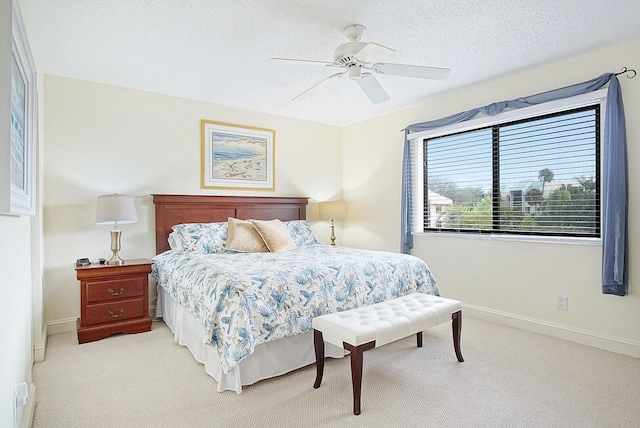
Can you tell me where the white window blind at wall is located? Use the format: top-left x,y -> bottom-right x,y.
498,107 -> 599,235
424,127 -> 493,231
411,101 -> 601,237
408,138 -> 424,233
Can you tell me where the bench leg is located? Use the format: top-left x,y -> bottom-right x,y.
416,331 -> 423,347
452,310 -> 464,362
313,329 -> 325,388
343,340 -> 376,415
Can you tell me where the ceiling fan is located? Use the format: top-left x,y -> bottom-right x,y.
268,24 -> 450,104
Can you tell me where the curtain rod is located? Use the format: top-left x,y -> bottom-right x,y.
615,66 -> 636,79
401,67 -> 636,133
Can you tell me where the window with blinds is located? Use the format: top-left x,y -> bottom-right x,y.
417,105 -> 600,237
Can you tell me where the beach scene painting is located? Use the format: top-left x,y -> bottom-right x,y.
201,121 -> 275,190
3,7 -> 36,216
10,54 -> 26,192
212,132 -> 267,181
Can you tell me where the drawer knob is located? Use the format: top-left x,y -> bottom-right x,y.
108,309 -> 125,318
108,287 -> 125,296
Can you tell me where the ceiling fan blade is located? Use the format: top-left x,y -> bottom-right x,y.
354,42 -> 395,64
268,58 -> 336,67
292,72 -> 346,101
373,63 -> 450,80
356,73 -> 390,104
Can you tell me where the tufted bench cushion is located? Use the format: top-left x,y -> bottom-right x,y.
312,293 -> 463,415
313,293 -> 462,349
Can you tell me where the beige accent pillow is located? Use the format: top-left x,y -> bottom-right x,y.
251,219 -> 298,252
226,217 -> 269,252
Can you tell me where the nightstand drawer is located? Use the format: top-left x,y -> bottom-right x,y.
85,298 -> 146,326
85,276 -> 145,303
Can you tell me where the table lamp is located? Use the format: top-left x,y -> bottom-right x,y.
319,201 -> 345,246
96,193 -> 138,265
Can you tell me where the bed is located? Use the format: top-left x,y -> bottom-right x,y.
151,194 -> 440,393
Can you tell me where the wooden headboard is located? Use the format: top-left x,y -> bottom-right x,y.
152,194 -> 309,254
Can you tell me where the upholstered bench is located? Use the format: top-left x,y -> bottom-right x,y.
312,293 -> 464,415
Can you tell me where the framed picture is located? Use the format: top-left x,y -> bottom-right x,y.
1,0 -> 36,216
201,120 -> 275,190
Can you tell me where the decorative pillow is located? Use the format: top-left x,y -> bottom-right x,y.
284,220 -> 318,247
226,217 -> 269,252
167,231 -> 182,251
251,219 -> 298,252
171,222 -> 228,253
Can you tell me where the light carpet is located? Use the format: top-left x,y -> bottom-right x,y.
32,317 -> 640,427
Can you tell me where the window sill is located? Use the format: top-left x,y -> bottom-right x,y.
414,231 -> 602,246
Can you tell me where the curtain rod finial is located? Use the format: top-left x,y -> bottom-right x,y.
615,67 -> 636,79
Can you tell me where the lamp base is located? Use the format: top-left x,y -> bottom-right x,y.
106,252 -> 125,265
107,228 -> 125,265
330,222 -> 336,246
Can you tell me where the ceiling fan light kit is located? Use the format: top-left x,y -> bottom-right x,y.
269,24 -> 450,104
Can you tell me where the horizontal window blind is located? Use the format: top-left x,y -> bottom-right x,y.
419,105 -> 600,237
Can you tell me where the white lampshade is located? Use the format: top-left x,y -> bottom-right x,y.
96,194 -> 138,225
319,201 -> 345,221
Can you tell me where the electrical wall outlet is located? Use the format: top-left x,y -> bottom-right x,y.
556,296 -> 568,311
13,382 -> 28,427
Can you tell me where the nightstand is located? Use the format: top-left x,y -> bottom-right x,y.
75,258 -> 153,344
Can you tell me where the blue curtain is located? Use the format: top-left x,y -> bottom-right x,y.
601,77 -> 629,296
401,129 -> 413,254
401,73 -> 628,296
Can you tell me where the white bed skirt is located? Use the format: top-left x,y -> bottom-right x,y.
156,286 -> 346,393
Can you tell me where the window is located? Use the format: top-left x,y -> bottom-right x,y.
410,101 -> 601,238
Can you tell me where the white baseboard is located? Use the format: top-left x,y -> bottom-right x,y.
33,323 -> 47,362
18,383 -> 35,428
46,317 -> 77,335
463,304 -> 640,358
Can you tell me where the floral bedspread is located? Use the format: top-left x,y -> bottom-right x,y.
152,245 -> 439,373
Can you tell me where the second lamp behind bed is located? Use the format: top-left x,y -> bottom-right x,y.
319,201 -> 345,246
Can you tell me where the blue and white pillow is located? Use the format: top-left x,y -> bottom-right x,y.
171,222 -> 228,253
284,220 -> 318,247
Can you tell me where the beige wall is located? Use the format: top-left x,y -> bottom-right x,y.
42,75 -> 342,327
342,38 -> 640,356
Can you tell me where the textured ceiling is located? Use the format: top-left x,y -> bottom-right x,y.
31,0 -> 640,126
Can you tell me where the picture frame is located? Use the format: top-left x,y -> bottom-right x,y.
1,0 -> 36,216
201,120 -> 275,191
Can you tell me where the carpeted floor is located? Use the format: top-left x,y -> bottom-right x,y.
32,317 -> 640,427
